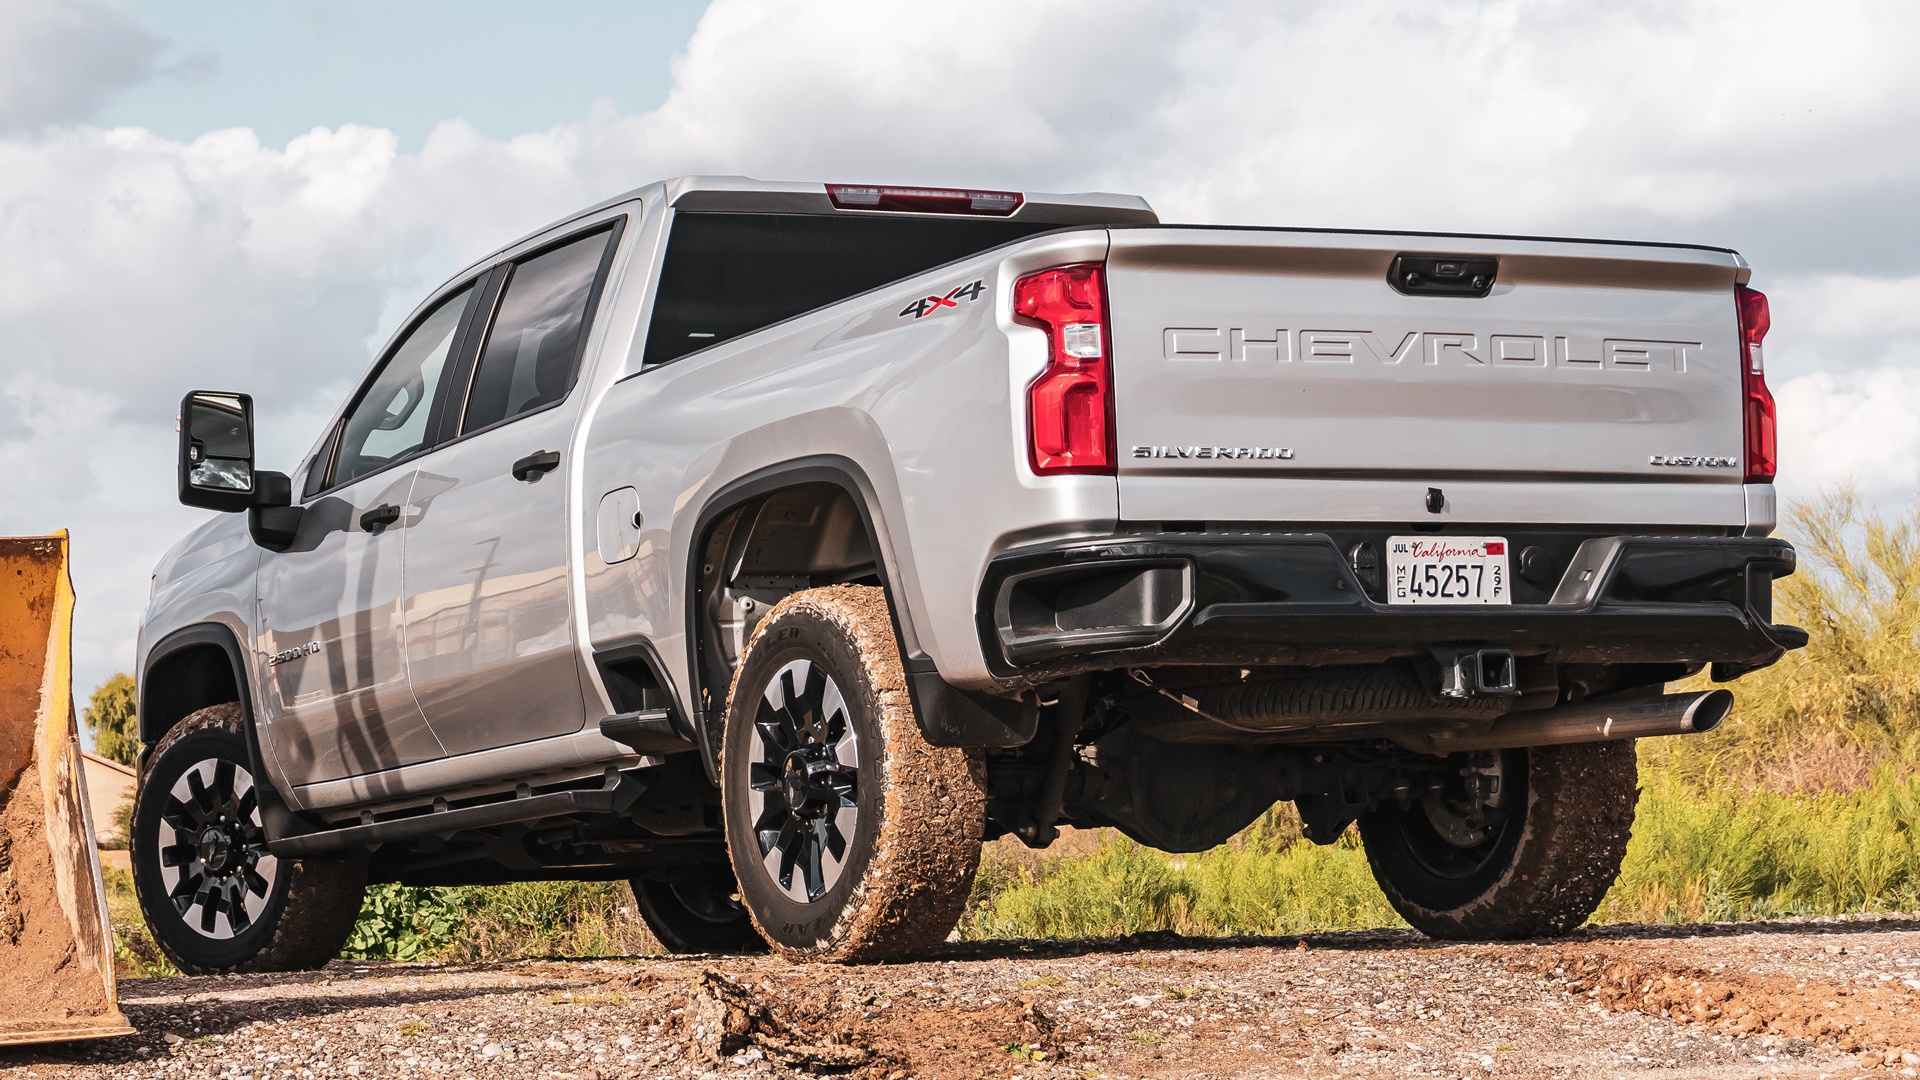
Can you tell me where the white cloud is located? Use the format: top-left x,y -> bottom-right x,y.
2,0 -> 1919,697
0,0 -> 161,131
1776,368 -> 1920,506
1766,272 -> 1920,375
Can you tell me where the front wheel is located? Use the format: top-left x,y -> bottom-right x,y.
721,585 -> 986,962
1358,740 -> 1638,940
131,703 -> 367,974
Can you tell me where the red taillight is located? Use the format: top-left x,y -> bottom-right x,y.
1737,285 -> 1775,482
1014,263 -> 1115,475
826,184 -> 1022,216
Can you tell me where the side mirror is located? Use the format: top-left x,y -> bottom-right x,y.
178,391 -> 257,512
178,391 -> 301,549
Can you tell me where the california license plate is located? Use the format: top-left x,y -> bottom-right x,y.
1386,536 -> 1511,605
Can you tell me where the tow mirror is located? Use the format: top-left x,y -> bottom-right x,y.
178,391 -> 298,550
178,391 -> 257,511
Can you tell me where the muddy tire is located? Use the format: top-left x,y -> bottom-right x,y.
720,585 -> 986,962
631,875 -> 766,954
1358,740 -> 1637,940
131,703 -> 367,974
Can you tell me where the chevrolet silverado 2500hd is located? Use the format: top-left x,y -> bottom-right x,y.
135,177 -> 1803,970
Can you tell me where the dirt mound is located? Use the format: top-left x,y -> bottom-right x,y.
1542,944 -> 1920,1058
0,763 -> 111,1037
677,967 -> 1066,1078
684,970 -> 879,1071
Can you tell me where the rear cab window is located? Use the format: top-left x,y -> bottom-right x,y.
640,212 -> 1060,368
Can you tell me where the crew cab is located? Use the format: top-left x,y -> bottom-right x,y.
133,177 -> 1802,970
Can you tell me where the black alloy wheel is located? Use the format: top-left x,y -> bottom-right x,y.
158,754 -> 280,939
133,703 -> 368,973
746,657 -> 862,903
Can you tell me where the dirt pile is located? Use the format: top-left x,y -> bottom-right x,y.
684,970 -> 879,1071
0,764 -> 111,1037
0,533 -> 126,1046
1543,944 -> 1920,1058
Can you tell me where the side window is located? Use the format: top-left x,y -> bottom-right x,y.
461,228 -> 613,433
332,284 -> 473,488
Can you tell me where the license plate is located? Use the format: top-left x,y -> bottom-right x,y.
1386,536 -> 1511,605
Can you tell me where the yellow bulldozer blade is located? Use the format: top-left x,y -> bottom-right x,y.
0,533 -> 133,1045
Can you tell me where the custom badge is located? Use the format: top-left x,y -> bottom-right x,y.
900,279 -> 986,319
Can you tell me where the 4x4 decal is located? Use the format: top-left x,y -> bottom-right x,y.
900,279 -> 986,319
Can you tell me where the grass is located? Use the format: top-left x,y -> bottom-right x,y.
963,808 -> 1405,940
101,869 -> 655,974
341,880 -> 655,963
1598,766 -> 1920,924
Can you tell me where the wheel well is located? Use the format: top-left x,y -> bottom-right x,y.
691,480 -> 883,745
140,635 -> 243,749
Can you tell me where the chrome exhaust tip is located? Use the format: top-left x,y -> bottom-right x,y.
1401,688 -> 1735,755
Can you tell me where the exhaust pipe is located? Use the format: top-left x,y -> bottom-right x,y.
1399,688 -> 1733,755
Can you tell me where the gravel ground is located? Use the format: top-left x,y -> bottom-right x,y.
7,916 -> 1920,1080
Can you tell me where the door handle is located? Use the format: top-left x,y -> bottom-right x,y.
360,504 -> 401,532
512,450 -> 562,482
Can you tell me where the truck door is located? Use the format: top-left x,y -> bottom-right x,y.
401,224 -> 619,757
256,283 -> 476,786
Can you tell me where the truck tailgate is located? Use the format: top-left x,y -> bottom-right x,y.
1105,228 -> 1751,527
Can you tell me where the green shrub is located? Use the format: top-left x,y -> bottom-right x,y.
343,880 -> 652,962
1599,765 -> 1920,924
967,824 -> 1403,940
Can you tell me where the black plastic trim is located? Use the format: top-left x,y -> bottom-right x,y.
591,637 -> 694,745
977,532 -> 1804,684
682,455 -> 1035,764
139,623 -> 313,843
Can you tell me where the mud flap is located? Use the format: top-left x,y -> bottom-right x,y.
0,534 -> 133,1046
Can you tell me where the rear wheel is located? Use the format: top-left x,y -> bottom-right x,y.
631,875 -> 765,954
1359,740 -> 1638,940
131,703 -> 366,974
721,585 -> 986,962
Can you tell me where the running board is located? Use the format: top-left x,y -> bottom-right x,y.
270,771 -> 639,857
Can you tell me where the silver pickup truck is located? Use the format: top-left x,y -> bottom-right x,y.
134,176 -> 1804,971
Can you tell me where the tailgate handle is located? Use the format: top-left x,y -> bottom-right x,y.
1389,253 -> 1497,297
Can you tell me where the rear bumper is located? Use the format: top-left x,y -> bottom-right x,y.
978,530 -> 1805,683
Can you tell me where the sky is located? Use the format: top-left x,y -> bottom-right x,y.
2,0 -> 1918,709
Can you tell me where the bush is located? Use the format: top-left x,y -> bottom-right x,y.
1599,766 -> 1920,924
966,818 -> 1404,941
1650,486 -> 1920,795
342,881 -> 654,963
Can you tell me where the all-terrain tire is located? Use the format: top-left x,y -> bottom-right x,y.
720,585 -> 987,963
131,703 -> 368,974
631,876 -> 767,954
1358,740 -> 1638,940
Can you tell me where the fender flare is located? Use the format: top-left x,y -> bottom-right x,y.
140,623 -> 254,751
683,456 -> 1035,781
139,622 -> 315,843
